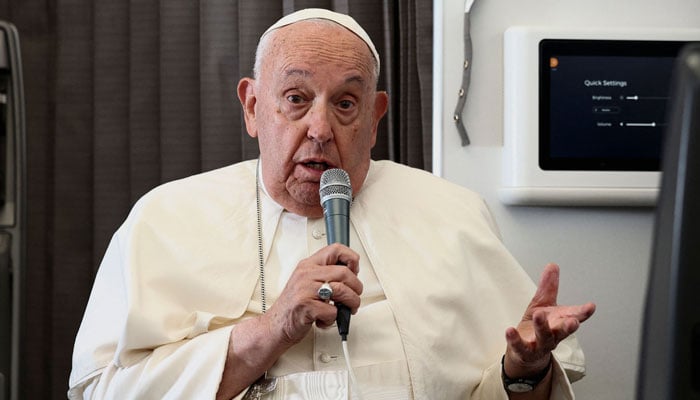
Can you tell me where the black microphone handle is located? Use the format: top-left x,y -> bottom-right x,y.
335,304 -> 351,339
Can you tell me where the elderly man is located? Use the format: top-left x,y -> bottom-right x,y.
69,8 -> 595,400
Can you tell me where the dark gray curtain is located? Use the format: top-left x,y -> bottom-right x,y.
0,0 -> 432,398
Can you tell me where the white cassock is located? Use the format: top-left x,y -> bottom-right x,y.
69,159 -> 586,399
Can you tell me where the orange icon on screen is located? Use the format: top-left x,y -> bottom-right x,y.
550,57 -> 559,68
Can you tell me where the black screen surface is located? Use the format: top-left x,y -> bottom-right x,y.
539,39 -> 692,171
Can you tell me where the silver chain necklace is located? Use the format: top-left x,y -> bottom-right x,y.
244,159 -> 279,399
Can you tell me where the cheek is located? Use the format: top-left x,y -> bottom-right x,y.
348,121 -> 372,148
259,125 -> 299,168
256,105 -> 286,147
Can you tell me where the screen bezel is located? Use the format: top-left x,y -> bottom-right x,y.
538,39 -> 690,171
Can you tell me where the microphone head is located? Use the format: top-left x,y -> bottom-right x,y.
319,168 -> 352,204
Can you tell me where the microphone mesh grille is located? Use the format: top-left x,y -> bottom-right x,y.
319,168 -> 352,203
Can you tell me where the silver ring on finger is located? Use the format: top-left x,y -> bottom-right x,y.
317,282 -> 333,300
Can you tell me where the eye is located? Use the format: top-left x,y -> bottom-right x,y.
287,94 -> 304,104
337,99 -> 355,110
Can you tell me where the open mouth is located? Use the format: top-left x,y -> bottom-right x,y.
304,161 -> 331,171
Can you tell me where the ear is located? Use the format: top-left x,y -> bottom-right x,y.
237,77 -> 258,138
370,91 -> 389,147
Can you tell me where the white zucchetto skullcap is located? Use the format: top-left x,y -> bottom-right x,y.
261,8 -> 380,72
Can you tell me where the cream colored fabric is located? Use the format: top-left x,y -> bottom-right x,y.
264,370 -> 348,400
243,173 -> 412,398
256,369 -> 411,400
69,159 -> 585,399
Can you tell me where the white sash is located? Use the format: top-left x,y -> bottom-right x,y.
261,370 -> 411,400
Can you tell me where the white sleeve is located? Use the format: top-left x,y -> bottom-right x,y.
69,167 -> 262,399
69,326 -> 233,399
69,232 -> 127,397
67,230 -> 235,399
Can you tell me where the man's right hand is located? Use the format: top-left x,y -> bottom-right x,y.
216,243 -> 363,399
263,243 -> 363,344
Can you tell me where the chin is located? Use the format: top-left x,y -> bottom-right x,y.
282,186 -> 319,212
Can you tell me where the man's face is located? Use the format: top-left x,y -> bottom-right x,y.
238,21 -> 388,218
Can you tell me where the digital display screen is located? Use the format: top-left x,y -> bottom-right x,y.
539,39 -> 693,171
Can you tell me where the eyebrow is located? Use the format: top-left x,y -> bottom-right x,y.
284,68 -> 313,79
344,75 -> 366,86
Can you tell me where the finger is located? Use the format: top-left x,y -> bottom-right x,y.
543,316 -> 579,344
529,263 -> 560,309
314,302 -> 343,328
315,319 -> 335,330
579,302 -> 597,321
505,326 -> 530,357
329,282 -> 362,311
315,243 -> 361,274
314,265 -> 364,296
290,260 -> 362,295
548,302 -> 597,324
336,251 -> 360,275
533,310 -> 557,351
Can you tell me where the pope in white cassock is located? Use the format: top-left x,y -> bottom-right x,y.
68,8 -> 596,400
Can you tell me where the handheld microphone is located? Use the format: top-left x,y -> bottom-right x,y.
319,168 -> 352,340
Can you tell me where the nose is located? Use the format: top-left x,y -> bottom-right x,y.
307,103 -> 333,144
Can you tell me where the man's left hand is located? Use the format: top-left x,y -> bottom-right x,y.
504,263 -> 596,378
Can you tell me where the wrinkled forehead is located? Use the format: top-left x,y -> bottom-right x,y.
259,22 -> 377,90
260,8 -> 380,72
